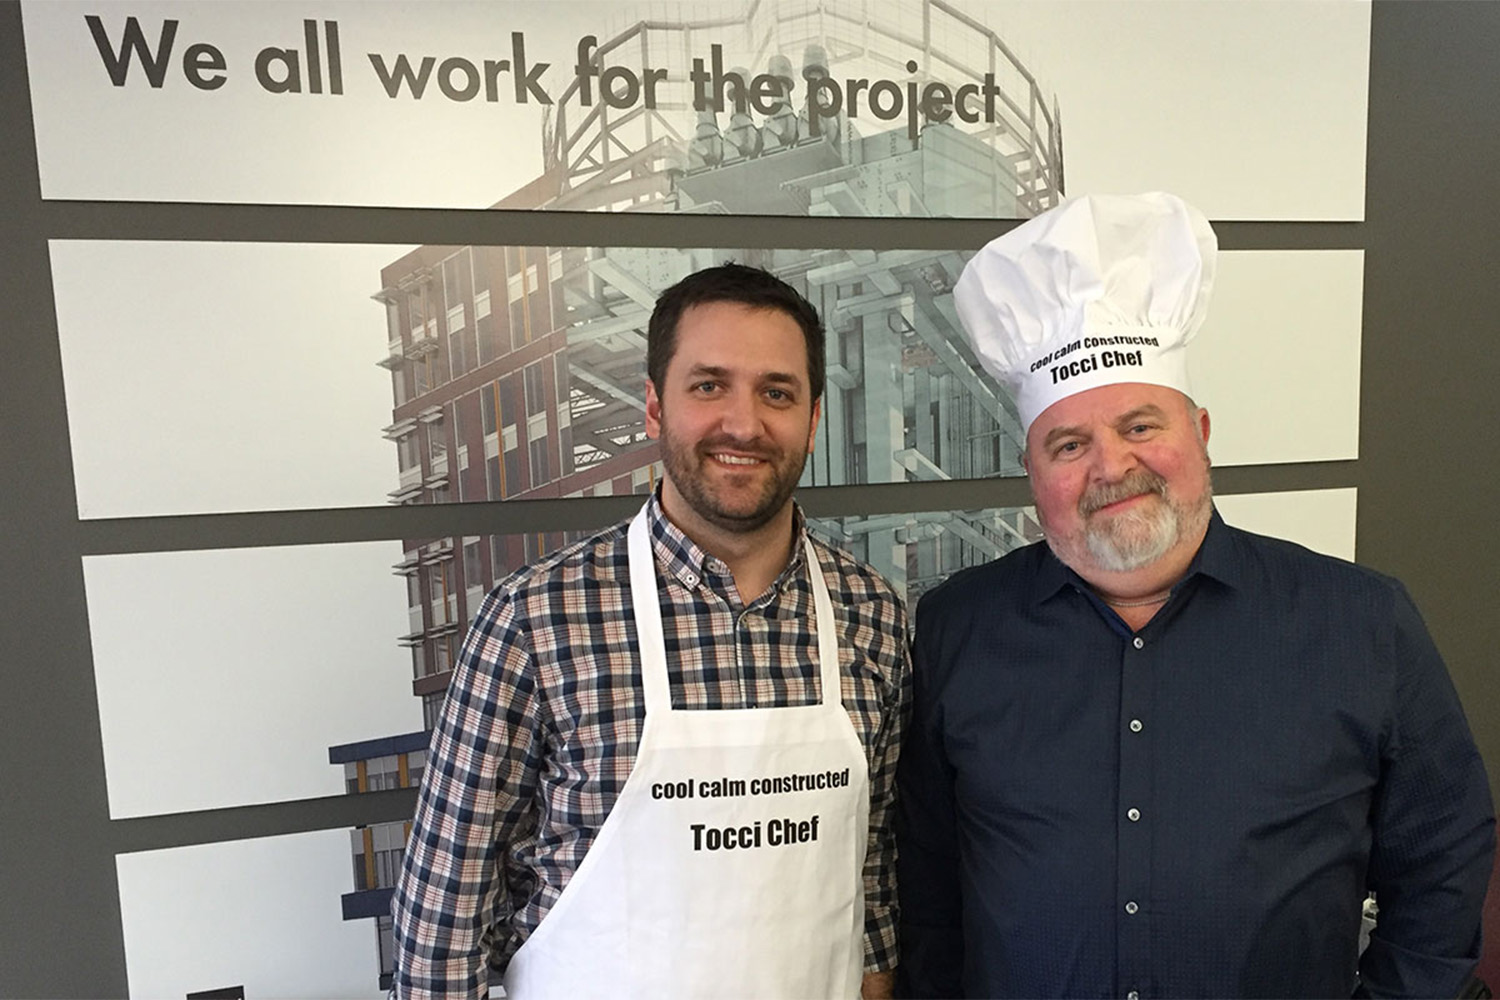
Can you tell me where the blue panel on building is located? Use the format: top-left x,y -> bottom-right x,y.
342,886 -> 396,921
328,730 -> 430,764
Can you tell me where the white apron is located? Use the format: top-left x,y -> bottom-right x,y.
502,507 -> 870,999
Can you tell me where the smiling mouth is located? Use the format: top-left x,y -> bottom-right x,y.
1100,492 -> 1149,510
1085,490 -> 1159,517
710,453 -> 766,466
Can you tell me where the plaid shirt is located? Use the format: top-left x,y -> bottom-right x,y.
392,493 -> 910,997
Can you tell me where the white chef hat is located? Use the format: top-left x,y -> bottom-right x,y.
954,192 -> 1217,434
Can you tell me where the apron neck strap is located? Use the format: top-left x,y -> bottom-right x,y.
803,536 -> 843,704
627,505 -> 843,715
627,509 -> 672,712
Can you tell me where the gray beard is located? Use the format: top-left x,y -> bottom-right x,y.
1084,497 -> 1183,572
1074,465 -> 1213,574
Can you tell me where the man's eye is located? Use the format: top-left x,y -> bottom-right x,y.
1055,440 -> 1081,456
765,388 -> 789,401
694,381 -> 719,393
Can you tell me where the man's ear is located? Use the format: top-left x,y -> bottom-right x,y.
806,396 -> 822,453
645,380 -> 663,440
1196,407 -> 1211,449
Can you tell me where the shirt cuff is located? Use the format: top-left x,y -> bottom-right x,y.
864,903 -> 899,972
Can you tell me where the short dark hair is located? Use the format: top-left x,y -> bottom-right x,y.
646,263 -> 826,401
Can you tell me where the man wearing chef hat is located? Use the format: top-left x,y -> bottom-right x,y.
897,193 -> 1495,998
391,263 -> 908,998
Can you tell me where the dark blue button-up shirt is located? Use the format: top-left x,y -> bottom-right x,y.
898,512 -> 1493,998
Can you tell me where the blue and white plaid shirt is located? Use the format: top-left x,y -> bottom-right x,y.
392,492 -> 910,997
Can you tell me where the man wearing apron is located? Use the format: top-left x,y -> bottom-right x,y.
391,263 -> 910,999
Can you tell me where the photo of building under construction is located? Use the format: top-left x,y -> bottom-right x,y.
19,3 -> 1370,993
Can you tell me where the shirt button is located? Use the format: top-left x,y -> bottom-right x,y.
1127,992 -> 1141,1000
1132,636 -> 1144,649
1124,900 -> 1139,915
1127,807 -> 1141,822
1129,719 -> 1143,733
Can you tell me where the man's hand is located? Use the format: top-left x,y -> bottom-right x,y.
862,970 -> 895,999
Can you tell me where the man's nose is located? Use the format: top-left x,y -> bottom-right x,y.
718,388 -> 763,439
1091,433 -> 1137,482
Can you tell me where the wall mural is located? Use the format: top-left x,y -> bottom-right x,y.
20,1 -> 1372,994
49,240 -> 1362,520
23,0 -> 1369,219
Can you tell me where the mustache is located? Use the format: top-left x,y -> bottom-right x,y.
1079,469 -> 1169,517
698,435 -> 776,458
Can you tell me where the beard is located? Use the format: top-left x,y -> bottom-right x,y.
1081,469 -> 1186,572
1049,462 -> 1213,575
658,425 -> 809,535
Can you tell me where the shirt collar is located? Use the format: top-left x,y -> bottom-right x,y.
644,486 -> 810,592
1184,507 -> 1242,590
1033,505 -> 1241,606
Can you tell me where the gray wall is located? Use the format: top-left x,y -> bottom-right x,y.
2,2 -> 1496,995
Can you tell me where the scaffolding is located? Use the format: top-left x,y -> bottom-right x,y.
540,0 -> 1063,216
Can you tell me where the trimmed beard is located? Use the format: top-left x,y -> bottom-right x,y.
1077,466 -> 1213,573
657,426 -> 808,535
